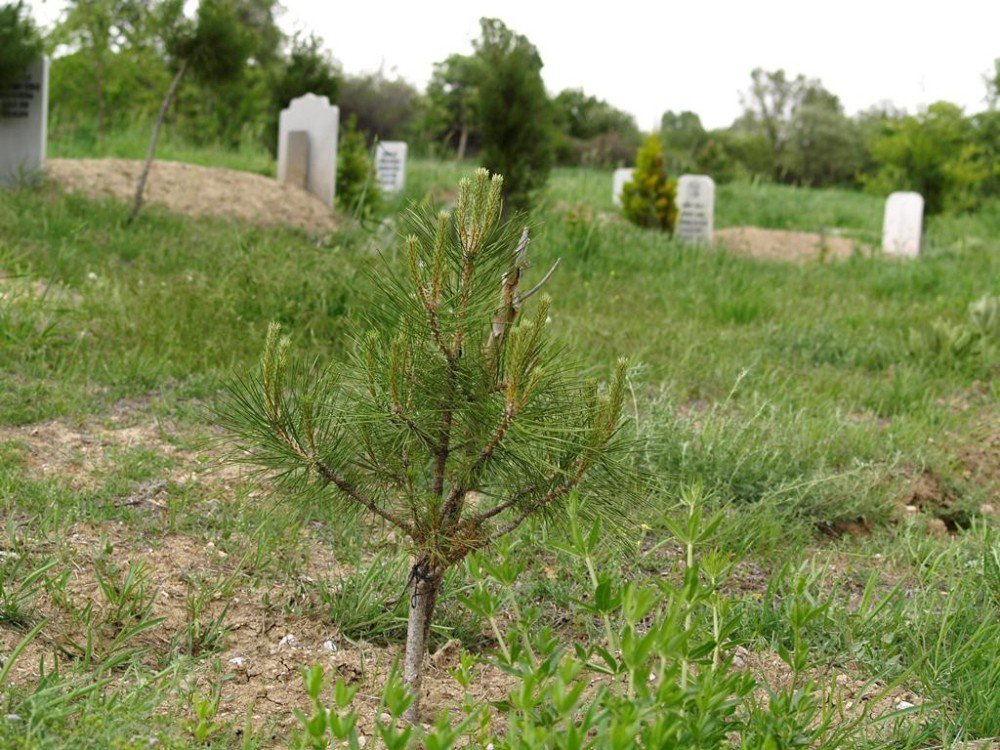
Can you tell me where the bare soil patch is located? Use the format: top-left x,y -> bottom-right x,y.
716,226 -> 872,262
0,521 -> 515,741
0,397 -> 227,492
47,159 -> 338,235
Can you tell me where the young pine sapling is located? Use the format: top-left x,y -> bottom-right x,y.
222,170 -> 637,721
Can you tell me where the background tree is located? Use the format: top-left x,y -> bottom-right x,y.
473,18 -> 554,213
738,68 -> 802,181
48,0 -> 285,149
231,0 -> 281,67
659,110 -> 708,174
423,52 -> 482,160
0,1 -> 42,88
975,59 -> 1000,200
621,134 -> 678,233
220,170 -> 636,721
175,0 -> 283,147
127,0 -> 254,224
264,32 -> 340,154
47,0 -> 153,139
338,70 -> 422,143
552,89 -> 641,167
782,87 -> 863,186
736,68 -> 866,186
863,101 -> 988,214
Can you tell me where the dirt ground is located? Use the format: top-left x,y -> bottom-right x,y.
0,398 -> 940,742
715,226 -> 873,262
47,159 -> 338,235
0,401 -> 515,739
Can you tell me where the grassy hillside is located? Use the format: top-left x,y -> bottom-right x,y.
1,155 -> 998,748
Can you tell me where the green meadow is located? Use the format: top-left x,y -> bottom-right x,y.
1,148 -> 998,748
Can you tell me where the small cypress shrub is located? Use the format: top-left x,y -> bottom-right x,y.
336,115 -> 381,220
621,134 -> 678,233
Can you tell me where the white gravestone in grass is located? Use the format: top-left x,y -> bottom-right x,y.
278,94 -> 339,207
882,192 -> 923,258
612,167 -> 634,206
375,141 -> 407,194
0,58 -> 49,187
675,174 -> 715,244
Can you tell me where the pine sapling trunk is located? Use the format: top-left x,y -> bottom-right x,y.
127,61 -> 187,226
456,123 -> 469,162
93,57 -> 106,144
402,564 -> 442,723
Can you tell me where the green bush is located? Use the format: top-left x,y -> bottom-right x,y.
621,134 -> 678,232
335,116 -> 382,219
863,102 -> 991,214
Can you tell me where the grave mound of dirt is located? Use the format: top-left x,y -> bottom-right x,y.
716,226 -> 872,262
47,158 -> 338,234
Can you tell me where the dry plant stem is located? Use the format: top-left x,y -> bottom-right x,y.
712,601 -> 722,671
312,460 -> 412,532
680,534 -> 695,692
488,616 -> 512,662
127,61 -> 187,226
477,476 -> 581,536
402,567 -> 442,724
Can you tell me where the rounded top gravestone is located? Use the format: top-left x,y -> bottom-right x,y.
675,175 -> 715,244
277,94 -> 339,208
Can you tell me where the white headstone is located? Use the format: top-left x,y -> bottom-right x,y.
882,192 -> 923,258
612,167 -> 634,206
675,174 -> 716,244
0,58 -> 48,187
374,141 -> 407,194
278,94 -> 339,207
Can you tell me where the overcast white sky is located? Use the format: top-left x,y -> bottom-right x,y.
29,0 -> 1000,129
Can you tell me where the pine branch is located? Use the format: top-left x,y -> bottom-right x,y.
390,406 -> 436,446
407,234 -> 452,361
441,399 -> 519,524
312,460 -> 413,533
257,324 -> 414,533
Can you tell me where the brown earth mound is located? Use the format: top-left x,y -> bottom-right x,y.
716,226 -> 873,262
47,158 -> 338,234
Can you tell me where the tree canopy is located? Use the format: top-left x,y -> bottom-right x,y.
0,1 -> 42,88
473,18 -> 554,212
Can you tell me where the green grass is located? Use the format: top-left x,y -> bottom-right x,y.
1,144 -> 998,747
49,119 -> 276,176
